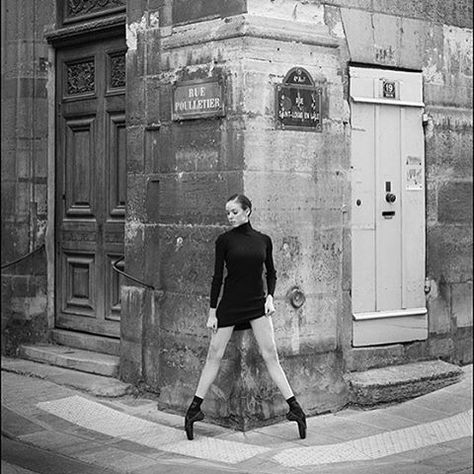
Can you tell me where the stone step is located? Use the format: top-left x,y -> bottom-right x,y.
346,359 -> 463,406
51,329 -> 120,356
19,344 -> 120,378
1,357 -> 131,397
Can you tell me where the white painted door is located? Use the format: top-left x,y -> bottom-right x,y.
350,67 -> 427,346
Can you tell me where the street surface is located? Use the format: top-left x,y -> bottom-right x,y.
1,362 -> 472,473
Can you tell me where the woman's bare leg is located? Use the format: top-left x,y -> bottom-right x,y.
250,316 -> 294,399
195,326 -> 234,398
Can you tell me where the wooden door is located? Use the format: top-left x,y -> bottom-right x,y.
349,67 -> 427,346
56,37 -> 126,337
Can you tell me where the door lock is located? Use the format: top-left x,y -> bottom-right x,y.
385,193 -> 396,203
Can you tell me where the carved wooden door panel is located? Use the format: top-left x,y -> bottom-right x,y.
56,37 -> 126,337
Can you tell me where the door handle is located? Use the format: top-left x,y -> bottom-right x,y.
385,193 -> 396,203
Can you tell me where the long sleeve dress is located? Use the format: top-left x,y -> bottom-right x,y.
210,221 -> 277,330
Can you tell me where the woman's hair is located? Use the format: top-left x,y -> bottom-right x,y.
227,193 -> 252,215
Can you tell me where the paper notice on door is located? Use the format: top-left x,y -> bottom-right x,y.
406,156 -> 423,190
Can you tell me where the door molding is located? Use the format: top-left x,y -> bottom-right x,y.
353,307 -> 428,321
46,43 -> 57,331
45,14 -> 125,48
351,96 -> 425,107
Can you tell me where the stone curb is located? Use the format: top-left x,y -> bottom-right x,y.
346,359 -> 464,406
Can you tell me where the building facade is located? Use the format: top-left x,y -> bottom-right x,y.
1,0 -> 472,429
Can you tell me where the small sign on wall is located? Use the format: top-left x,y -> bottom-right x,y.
275,68 -> 323,132
172,79 -> 225,121
406,156 -> 423,190
380,78 -> 399,100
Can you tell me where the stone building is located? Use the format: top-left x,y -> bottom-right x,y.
1,0 -> 472,429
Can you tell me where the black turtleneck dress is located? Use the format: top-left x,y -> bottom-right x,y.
210,222 -> 277,330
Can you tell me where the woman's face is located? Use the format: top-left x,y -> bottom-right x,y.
225,199 -> 250,227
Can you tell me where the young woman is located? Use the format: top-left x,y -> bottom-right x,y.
184,194 -> 306,440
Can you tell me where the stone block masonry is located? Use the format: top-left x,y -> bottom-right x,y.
121,0 -> 351,428
1,0 -> 54,355
121,0 -> 472,429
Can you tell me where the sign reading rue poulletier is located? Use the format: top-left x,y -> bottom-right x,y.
172,80 -> 225,121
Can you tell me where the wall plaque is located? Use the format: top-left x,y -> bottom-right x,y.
276,67 -> 322,132
172,79 -> 225,121
382,79 -> 397,99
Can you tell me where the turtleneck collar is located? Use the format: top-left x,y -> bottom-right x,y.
233,221 -> 252,233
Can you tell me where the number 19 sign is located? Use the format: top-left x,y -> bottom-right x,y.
172,79 -> 225,121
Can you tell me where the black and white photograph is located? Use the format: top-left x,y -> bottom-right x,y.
1,1 -> 472,473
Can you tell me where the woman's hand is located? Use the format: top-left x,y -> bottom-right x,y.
206,309 -> 218,333
265,295 -> 275,317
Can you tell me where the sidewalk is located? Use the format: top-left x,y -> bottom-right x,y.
1,359 -> 472,474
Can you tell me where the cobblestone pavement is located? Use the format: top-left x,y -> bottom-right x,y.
1,363 -> 472,473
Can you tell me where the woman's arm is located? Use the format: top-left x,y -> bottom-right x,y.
265,235 -> 277,297
209,235 -> 225,309
264,236 -> 277,316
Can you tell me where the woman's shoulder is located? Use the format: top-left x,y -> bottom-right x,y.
215,229 -> 232,244
252,228 -> 273,243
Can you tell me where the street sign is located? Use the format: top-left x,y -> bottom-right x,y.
275,67 -> 323,131
172,79 -> 225,121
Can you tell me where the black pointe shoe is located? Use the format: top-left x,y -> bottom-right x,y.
286,408 -> 307,439
184,409 -> 204,440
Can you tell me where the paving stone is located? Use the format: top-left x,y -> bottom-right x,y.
384,403 -> 452,423
107,438 -> 160,456
272,409 -> 472,467
311,461 -> 447,474
1,436 -> 118,474
18,431 -> 93,452
441,435 -> 473,452
384,439 -> 459,463
75,446 -> 158,472
333,410 -> 418,432
305,414 -> 386,442
163,437 -> 271,464
1,460 -> 38,474
408,391 -> 473,415
1,407 -> 44,437
218,428 -> 301,448
419,448 -> 473,471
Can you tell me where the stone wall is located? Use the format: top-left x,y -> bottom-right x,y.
122,1 -> 248,411
422,16 -> 472,365
121,0 -> 350,429
240,5 -> 350,423
1,0 -> 54,355
323,0 -> 472,28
